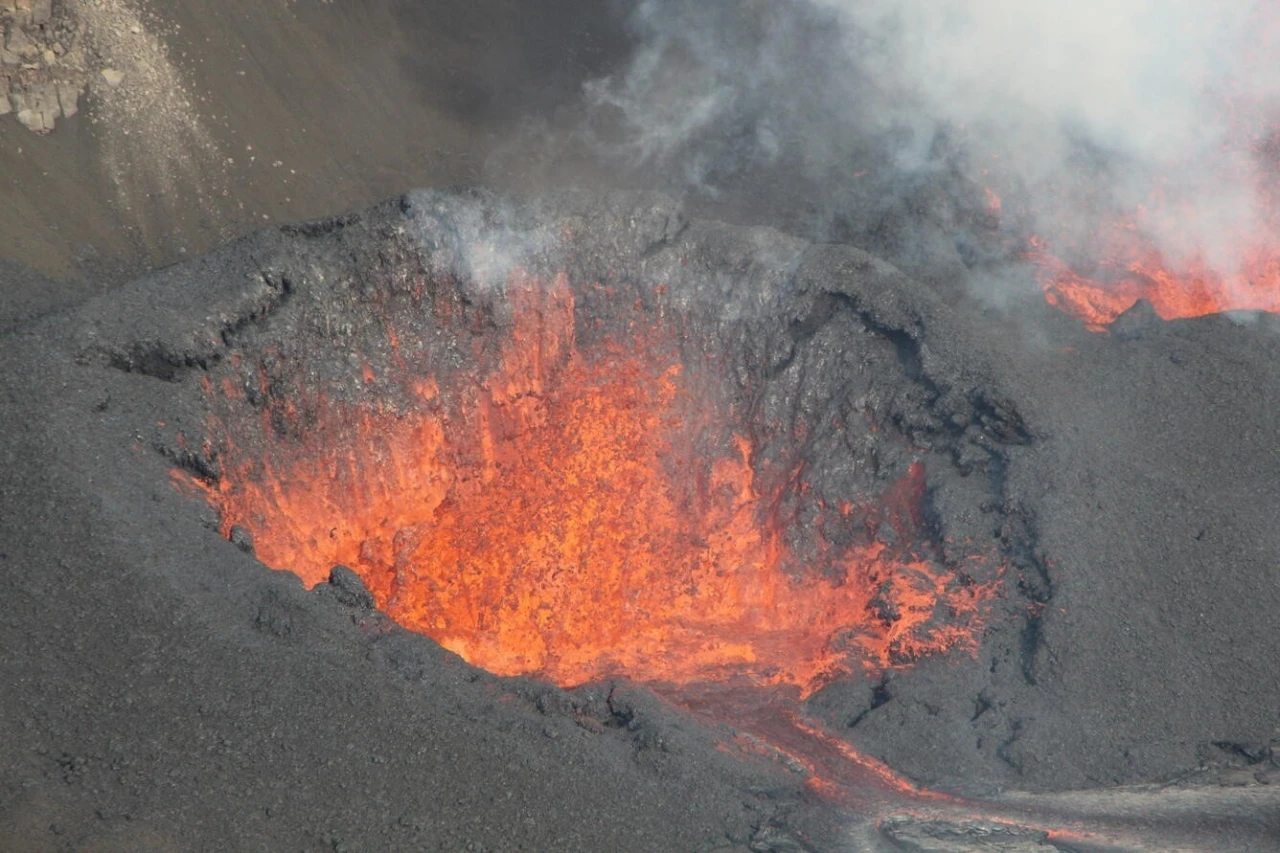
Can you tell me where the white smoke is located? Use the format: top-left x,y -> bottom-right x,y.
820,0 -> 1280,269
825,1 -> 1262,162
585,0 -> 1280,288
405,190 -> 555,292
583,1 -> 855,189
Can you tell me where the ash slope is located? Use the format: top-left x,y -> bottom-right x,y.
0,193 -> 819,852
826,293 -> 1280,794
1,189 -> 1278,848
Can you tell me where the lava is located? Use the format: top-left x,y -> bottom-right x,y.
1027,123 -> 1280,329
189,271 -> 995,700
1018,6 -> 1280,330
1030,226 -> 1280,330
174,268 -> 1249,849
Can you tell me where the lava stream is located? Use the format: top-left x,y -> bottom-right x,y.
178,270 -> 1022,846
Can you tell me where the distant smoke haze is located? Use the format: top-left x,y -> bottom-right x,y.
584,0 -> 1280,291
825,1 -> 1268,162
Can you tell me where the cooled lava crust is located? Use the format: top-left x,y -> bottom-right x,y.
2,188 -> 1279,851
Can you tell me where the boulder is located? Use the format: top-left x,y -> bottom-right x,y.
55,80 -> 78,118
10,82 -> 59,132
5,24 -> 38,60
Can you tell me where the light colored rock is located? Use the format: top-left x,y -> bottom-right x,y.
61,46 -> 85,70
31,0 -> 51,25
10,83 -> 60,133
879,818 -> 1060,852
3,1 -> 30,27
56,81 -> 79,118
15,109 -> 44,132
0,82 -> 10,117
5,25 -> 37,59
100,67 -> 125,87
0,47 -> 18,66
41,48 -> 55,64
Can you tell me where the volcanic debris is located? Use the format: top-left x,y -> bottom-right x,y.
0,0 -> 88,132
5,188 -> 1279,850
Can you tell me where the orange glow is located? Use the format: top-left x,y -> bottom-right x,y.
1028,51 -> 1280,330
983,186 -> 1002,214
190,272 -> 995,697
1030,230 -> 1280,330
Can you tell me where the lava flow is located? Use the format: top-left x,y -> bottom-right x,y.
1001,2 -> 1280,331
184,270 -> 1212,846
189,271 -> 994,701
1029,221 -> 1280,330
1027,36 -> 1280,330
1026,136 -> 1280,329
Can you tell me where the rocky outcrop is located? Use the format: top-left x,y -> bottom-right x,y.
0,0 -> 54,27
1,0 -> 92,133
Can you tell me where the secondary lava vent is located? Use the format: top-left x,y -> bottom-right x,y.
177,193 -> 1003,703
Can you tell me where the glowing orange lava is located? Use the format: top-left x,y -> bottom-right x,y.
190,272 -> 994,697
1028,45 -> 1280,330
1030,230 -> 1280,330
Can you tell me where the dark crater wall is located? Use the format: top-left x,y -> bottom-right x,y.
2,188 -> 1279,849
165,189 -> 1018,629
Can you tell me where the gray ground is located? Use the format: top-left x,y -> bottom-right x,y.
3,188 -> 1279,851
2,2 -> 1279,851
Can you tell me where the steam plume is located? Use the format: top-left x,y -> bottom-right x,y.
584,0 -> 1280,296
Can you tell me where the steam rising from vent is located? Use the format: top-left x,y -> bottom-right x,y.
585,0 -> 1280,316
405,194 -> 557,289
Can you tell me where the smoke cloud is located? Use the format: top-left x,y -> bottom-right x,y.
583,0 -> 1280,297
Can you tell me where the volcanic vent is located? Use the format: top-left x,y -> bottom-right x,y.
174,190 -> 1015,719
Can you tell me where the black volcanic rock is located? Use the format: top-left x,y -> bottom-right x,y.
327,565 -> 375,610
2,188 -> 1279,850
1110,297 -> 1162,340
878,818 -> 1061,852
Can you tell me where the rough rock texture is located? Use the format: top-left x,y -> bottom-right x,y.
876,819 -> 1062,853
1,0 -> 91,132
0,0 -> 632,284
2,189 -> 1280,850
813,298 -> 1280,794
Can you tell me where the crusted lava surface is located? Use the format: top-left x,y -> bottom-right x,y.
2,188 -> 1279,850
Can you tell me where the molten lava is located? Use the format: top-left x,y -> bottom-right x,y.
1030,228 -> 1280,330
1028,60 -> 1280,329
191,272 -> 994,698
